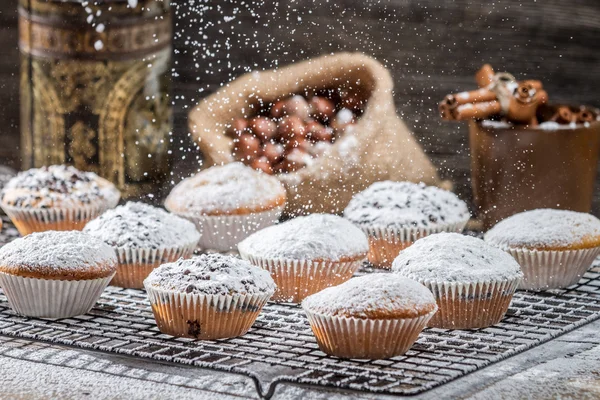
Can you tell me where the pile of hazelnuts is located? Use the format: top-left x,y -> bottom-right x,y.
226,89 -> 365,174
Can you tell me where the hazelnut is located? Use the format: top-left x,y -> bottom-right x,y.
277,115 -> 306,142
309,96 -> 336,122
305,120 -> 333,142
263,142 -> 285,164
251,157 -> 274,175
270,100 -> 287,119
249,116 -> 277,142
226,118 -> 248,138
285,135 -> 310,152
284,95 -> 311,120
232,134 -> 261,161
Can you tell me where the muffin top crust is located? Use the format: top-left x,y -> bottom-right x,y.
238,213 -> 369,261
164,162 -> 286,216
302,274 -> 437,319
144,253 -> 276,296
0,165 -> 120,209
343,181 -> 469,230
484,209 -> 600,251
0,231 -> 117,280
392,232 -> 523,283
84,202 -> 200,250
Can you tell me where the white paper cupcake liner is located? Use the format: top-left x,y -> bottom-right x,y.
144,284 -> 273,340
502,246 -> 600,290
303,307 -> 436,359
1,197 -> 119,235
112,241 -> 198,288
360,219 -> 469,269
177,205 -> 284,252
0,272 -> 114,319
238,251 -> 363,303
417,277 -> 520,329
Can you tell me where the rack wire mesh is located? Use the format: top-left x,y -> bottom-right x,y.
1,216 -> 600,398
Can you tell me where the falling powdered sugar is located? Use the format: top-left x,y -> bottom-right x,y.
0,231 -> 117,279
392,232 -> 523,283
484,209 -> 600,251
344,181 -> 470,230
144,253 -> 276,296
238,213 -> 369,261
302,274 -> 436,319
164,162 -> 286,215
84,202 -> 200,250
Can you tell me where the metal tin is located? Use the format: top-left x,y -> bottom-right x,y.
19,0 -> 172,199
469,114 -> 600,229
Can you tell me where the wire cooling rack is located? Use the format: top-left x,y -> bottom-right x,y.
1,216 -> 600,399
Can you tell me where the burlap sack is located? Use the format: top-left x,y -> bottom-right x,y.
189,52 -> 441,215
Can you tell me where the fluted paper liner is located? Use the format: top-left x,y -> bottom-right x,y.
177,205 -> 283,252
361,219 -> 469,269
238,252 -> 363,303
1,197 -> 119,235
145,285 -> 273,340
112,241 -> 198,288
0,272 -> 114,318
419,277 -> 520,329
303,308 -> 436,359
503,246 -> 600,290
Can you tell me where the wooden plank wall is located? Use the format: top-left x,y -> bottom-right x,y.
1,0 -> 600,214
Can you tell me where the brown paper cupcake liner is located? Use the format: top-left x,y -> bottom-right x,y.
420,277 -> 520,329
112,242 -> 198,289
303,308 -> 436,359
503,246 -> 600,290
238,251 -> 363,303
1,198 -> 119,236
0,271 -> 114,319
144,285 -> 273,340
177,205 -> 284,252
360,219 -> 469,269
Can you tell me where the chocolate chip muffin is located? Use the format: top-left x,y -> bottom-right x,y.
144,253 -> 276,340
0,165 -> 120,235
84,202 -> 201,288
344,181 -> 470,268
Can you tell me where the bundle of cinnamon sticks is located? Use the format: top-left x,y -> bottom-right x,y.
439,64 -> 550,125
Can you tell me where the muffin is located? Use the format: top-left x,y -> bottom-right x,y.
144,254 -> 276,340
344,181 -> 470,269
392,232 -> 523,329
84,202 -> 201,288
238,213 -> 369,303
0,165 -> 120,235
164,162 -> 286,251
0,231 -> 117,318
302,274 -> 437,359
484,209 -> 600,290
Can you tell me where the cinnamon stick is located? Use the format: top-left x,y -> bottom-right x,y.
475,64 -> 495,88
576,107 -> 595,123
444,88 -> 497,107
551,106 -> 575,124
453,101 -> 502,120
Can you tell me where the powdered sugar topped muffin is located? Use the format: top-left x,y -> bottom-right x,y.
84,202 -> 200,250
0,230 -> 117,318
165,162 -> 285,216
392,233 -> 522,329
0,231 -> 117,280
144,254 -> 275,340
238,214 -> 368,302
344,181 -> 469,268
393,232 -> 523,283
145,254 -> 275,296
484,209 -> 600,290
165,163 -> 286,251
302,274 -> 437,359
238,214 -> 369,261
485,209 -> 600,251
0,165 -> 120,235
84,202 -> 200,288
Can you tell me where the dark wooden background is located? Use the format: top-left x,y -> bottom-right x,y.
2,0 -> 600,214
